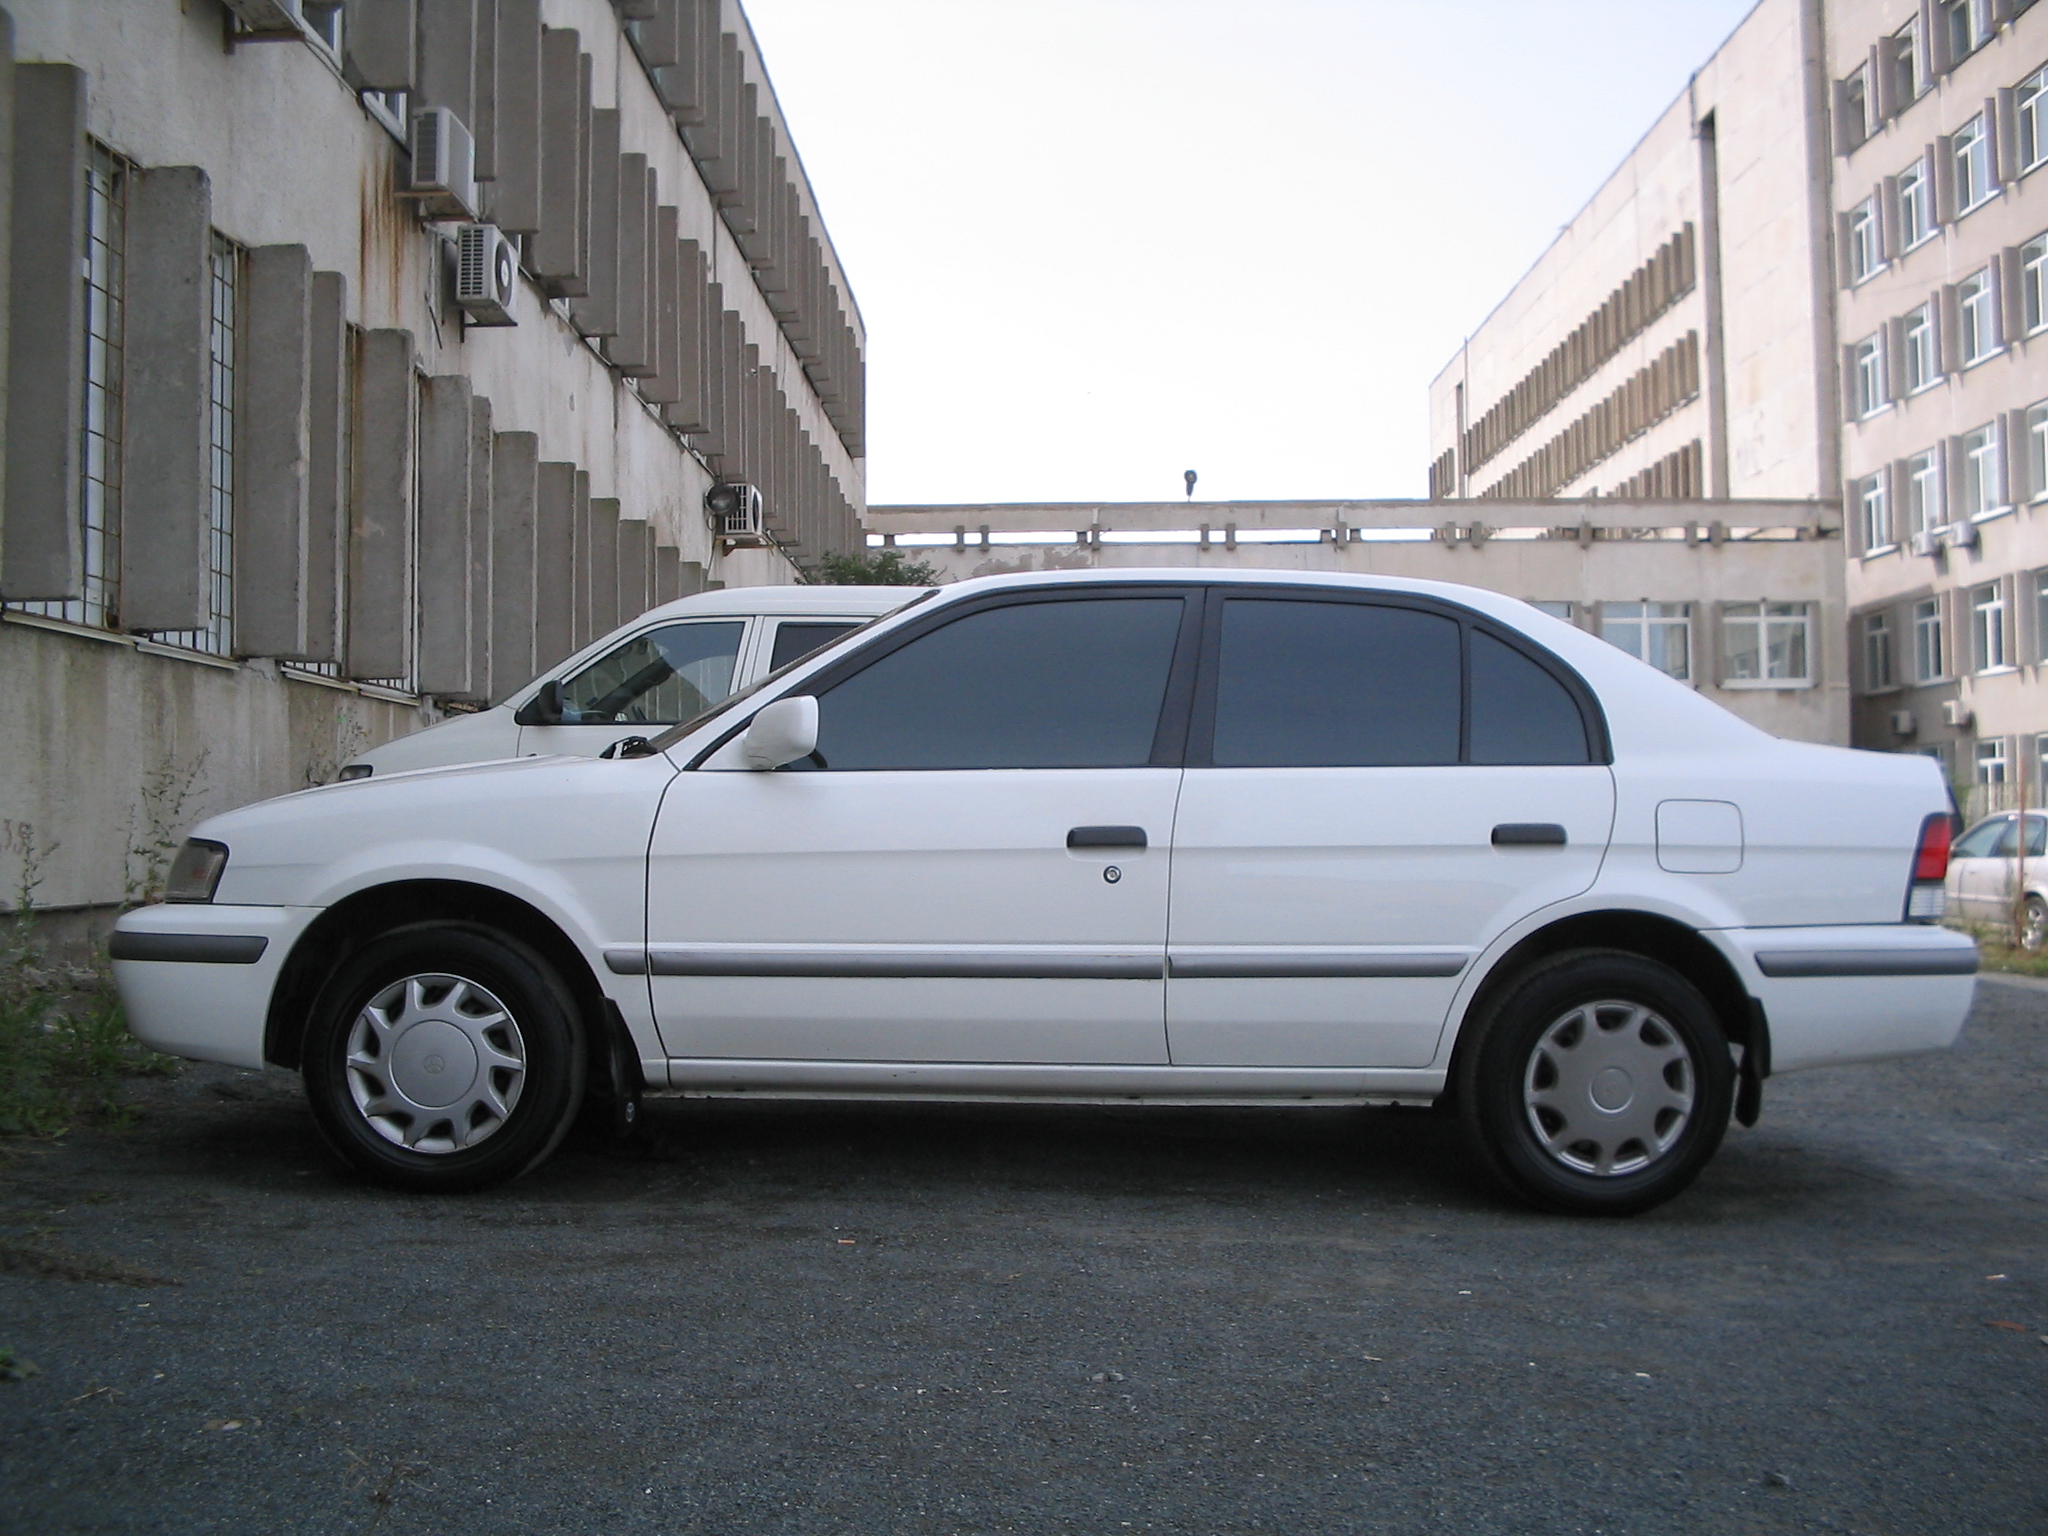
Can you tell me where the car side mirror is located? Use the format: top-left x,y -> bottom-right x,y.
741,696 -> 819,771
515,678 -> 564,727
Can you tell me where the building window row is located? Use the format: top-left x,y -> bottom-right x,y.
1852,405 -> 2048,554
1836,1 -> 2040,149
1840,116 -> 2042,289
1607,439 -> 1706,500
1599,600 -> 1814,689
1845,239 -> 2046,420
1478,332 -> 1701,501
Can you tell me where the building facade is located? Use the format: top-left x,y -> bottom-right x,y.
1830,0 -> 2048,801
0,0 -> 864,926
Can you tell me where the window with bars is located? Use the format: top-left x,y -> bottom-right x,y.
6,142 -> 129,630
1722,602 -> 1813,686
1914,596 -> 1947,681
1600,602 -> 1692,683
151,233 -> 239,657
1903,303 -> 1940,391
1857,470 -> 1893,552
1973,581 -> 2011,671
1864,610 -> 1896,692
1897,156 -> 1935,248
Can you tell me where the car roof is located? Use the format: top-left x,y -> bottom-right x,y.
636,584 -> 918,622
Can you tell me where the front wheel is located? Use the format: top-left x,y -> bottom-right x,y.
302,924 -> 587,1192
1457,950 -> 1734,1216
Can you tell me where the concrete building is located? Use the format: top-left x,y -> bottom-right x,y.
1829,0 -> 2048,807
0,0 -> 865,930
867,497 -> 1849,745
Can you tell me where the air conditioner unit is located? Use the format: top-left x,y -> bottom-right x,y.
1889,709 -> 1918,738
454,224 -> 518,326
1909,529 -> 1942,557
706,482 -> 766,543
404,107 -> 478,221
1941,698 -> 1973,729
1943,518 -> 1980,550
222,0 -> 303,31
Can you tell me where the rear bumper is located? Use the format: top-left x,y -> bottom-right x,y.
1712,924 -> 1977,1073
111,904 -> 322,1069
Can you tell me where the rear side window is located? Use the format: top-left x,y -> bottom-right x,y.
1469,631 -> 1593,765
810,597 -> 1185,770
769,620 -> 862,672
1211,599 -> 1460,767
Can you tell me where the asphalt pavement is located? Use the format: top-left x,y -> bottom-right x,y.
3,979 -> 2046,1534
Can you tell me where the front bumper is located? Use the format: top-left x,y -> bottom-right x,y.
111,903 -> 323,1069
1712,924 -> 1978,1073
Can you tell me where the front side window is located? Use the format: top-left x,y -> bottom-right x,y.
1914,596 -> 1946,681
1722,601 -> 1813,686
1960,423 -> 2002,516
1954,115 -> 1994,215
1952,815 -> 2008,859
1858,470 -> 1893,551
1897,157 -> 1935,247
2022,67 -> 2048,175
811,596 -> 1185,771
1907,449 -> 1944,535
1601,602 -> 1692,682
1851,332 -> 1887,416
1865,610 -> 1896,691
1903,303 -> 1939,391
559,620 -> 745,724
1958,268 -> 1998,363
1973,582 -> 2010,671
2022,235 -> 2047,336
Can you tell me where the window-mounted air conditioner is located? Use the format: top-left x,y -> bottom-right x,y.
1943,518 -> 1980,549
1889,709 -> 1918,738
454,224 -> 518,326
706,483 -> 766,543
1909,528 -> 1943,556
1941,698 -> 1973,729
403,106 -> 478,221
222,0 -> 304,31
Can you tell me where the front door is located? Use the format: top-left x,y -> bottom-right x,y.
1166,591 -> 1615,1069
644,588 -> 1198,1064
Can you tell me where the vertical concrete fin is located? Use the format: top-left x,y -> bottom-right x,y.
587,496 -> 621,639
342,0 -> 417,91
653,543 -> 681,606
0,10 -> 15,558
486,0 -> 541,231
532,460 -> 576,671
609,157 -> 652,371
569,109 -> 620,337
619,518 -> 653,620
2,61 -> 85,601
415,373 -> 474,696
570,468 -> 593,648
122,164 -> 213,632
488,430 -> 538,702
348,329 -> 416,681
642,207 -> 683,404
304,270 -> 348,664
416,0 -> 477,131
472,0 -> 499,181
531,28 -> 585,287
237,244 -> 314,658
466,394 -> 493,701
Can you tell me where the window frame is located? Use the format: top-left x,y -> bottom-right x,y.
1954,114 -> 1995,216
1847,196 -> 1883,283
1902,302 -> 1940,392
1977,737 -> 2010,787
1864,609 -> 1897,692
1960,422 -> 2004,519
1851,331 -> 1889,417
1972,580 -> 2012,673
1858,470 -> 1894,553
1913,596 -> 1948,682
1719,601 -> 1816,690
1897,156 -> 1936,249
1958,267 -> 1999,365
2021,66 -> 2047,177
2021,234 -> 2047,336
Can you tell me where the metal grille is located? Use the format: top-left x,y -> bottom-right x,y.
153,233 -> 240,656
8,142 -> 128,628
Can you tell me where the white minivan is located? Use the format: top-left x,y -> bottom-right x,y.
341,585 -> 918,778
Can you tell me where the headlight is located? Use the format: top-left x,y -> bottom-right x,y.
164,839 -> 229,903
337,764 -> 374,781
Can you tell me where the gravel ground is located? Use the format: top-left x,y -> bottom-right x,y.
2,981 -> 2045,1535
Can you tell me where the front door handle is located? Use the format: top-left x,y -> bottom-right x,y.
1493,823 -> 1567,847
1068,825 -> 1147,850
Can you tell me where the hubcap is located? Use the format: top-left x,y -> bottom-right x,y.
345,974 -> 525,1154
1522,999 -> 1695,1177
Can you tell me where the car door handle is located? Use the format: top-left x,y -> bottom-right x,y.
1068,825 -> 1148,850
1492,823 -> 1567,847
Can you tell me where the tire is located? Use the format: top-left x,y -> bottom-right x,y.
1456,949 -> 1734,1216
302,924 -> 587,1193
2022,895 -> 2047,953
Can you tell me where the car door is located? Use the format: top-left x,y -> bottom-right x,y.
1948,815 -> 2012,922
642,587 -> 1199,1064
1165,589 -> 1615,1069
517,617 -> 749,759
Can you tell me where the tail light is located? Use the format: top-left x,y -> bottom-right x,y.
1905,813 -> 1951,921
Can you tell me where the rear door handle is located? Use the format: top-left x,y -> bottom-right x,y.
1068,825 -> 1148,849
1492,823 -> 1567,847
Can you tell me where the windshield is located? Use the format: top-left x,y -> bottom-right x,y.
643,588 -> 941,756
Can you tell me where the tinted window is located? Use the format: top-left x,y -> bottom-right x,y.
559,621 -> 744,724
769,620 -> 861,672
1469,631 -> 1592,765
811,597 -> 1184,770
1992,815 -> 2047,857
1211,599 -> 1460,767
1953,818 -> 2006,859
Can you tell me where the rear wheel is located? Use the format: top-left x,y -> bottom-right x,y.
302,925 -> 586,1192
2021,894 -> 2046,953
1457,950 -> 1734,1216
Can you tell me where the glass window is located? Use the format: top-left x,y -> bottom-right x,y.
1958,268 -> 1998,363
1841,68 -> 1870,151
2022,67 -> 2047,175
152,233 -> 239,657
1468,632 -> 1591,766
1897,157 -> 1934,248
1851,333 -> 1886,416
1954,116 -> 1994,216
1894,21 -> 1925,102
1847,197 -> 1881,281
1907,449 -> 1944,536
812,597 -> 1184,771
1914,596 -> 1946,681
1942,0 -> 1986,64
2003,814 -> 2048,859
1903,303 -> 1939,391
1977,738 -> 2009,786
2029,403 -> 2048,502
1960,424 -> 2002,516
2022,235 -> 2046,336
1527,600 -> 1575,623
559,620 -> 745,724
2036,572 -> 2048,662
1210,599 -> 1460,768
768,620 -> 861,672
1601,602 -> 1692,682
1973,582 -> 2009,671
1953,816 -> 2008,859
1857,471 -> 1893,551
1722,602 -> 1813,685
1864,611 -> 1896,691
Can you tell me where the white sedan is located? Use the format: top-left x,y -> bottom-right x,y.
113,570 -> 1976,1214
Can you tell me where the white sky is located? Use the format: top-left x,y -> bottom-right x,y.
742,0 -> 1764,506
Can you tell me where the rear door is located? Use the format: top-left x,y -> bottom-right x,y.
1165,589 -> 1614,1068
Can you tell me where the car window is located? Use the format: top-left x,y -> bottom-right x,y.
557,620 -> 745,724
769,620 -> 862,672
1211,598 -> 1460,767
1953,818 -> 2007,859
1469,630 -> 1593,765
1990,815 -> 2047,858
806,597 -> 1185,770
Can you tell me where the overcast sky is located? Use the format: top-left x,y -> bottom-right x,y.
742,0 -> 1763,507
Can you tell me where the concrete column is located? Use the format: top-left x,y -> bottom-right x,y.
0,14 -> 14,562
303,270 -> 348,663
587,496 -> 620,638
236,245 -> 313,658
641,207 -> 683,404
678,559 -> 707,597
569,110 -> 619,337
487,0 -> 541,231
531,29 -> 586,293
693,279 -> 727,456
416,0 -> 476,127
472,0 -> 498,180
618,518 -> 653,619
343,0 -> 416,90
348,329 -> 417,681
570,468 -> 592,648
609,157 -> 652,372
533,460 -> 576,671
466,394 -> 493,700
635,0 -> 682,68
654,543 -> 680,606
122,164 -> 213,633
488,430 -> 538,702
416,373 -> 473,696
663,240 -> 707,431
2,62 -> 85,601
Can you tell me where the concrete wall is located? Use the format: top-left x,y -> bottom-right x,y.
869,498 -> 1850,746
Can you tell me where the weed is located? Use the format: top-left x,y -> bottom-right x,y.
1953,920 -> 2048,978
123,751 -> 207,908
0,1346 -> 41,1383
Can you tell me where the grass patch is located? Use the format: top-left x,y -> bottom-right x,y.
1949,921 -> 2048,978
